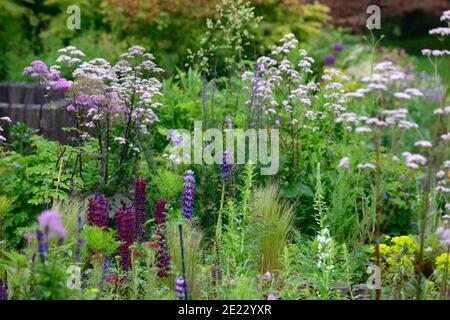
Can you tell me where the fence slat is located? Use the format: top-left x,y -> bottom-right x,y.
0,83 -> 9,103
8,84 -> 25,103
1,83 -> 73,142
0,103 -> 9,118
25,104 -> 42,130
23,84 -> 36,104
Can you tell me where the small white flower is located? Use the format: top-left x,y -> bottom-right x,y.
0,117 -> 11,122
436,170 -> 446,179
441,133 -> 450,141
338,157 -> 350,169
114,137 -> 126,145
414,140 -> 432,148
405,88 -> 423,97
355,127 -> 372,133
394,92 -> 411,100
357,163 -> 376,170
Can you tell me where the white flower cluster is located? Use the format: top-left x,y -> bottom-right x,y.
422,10 -> 450,56
316,227 -> 334,272
57,46 -> 85,65
414,140 -> 432,148
357,163 -> 376,170
429,27 -> 450,36
401,152 -> 427,170
242,34 -> 318,126
441,10 -> 450,22
436,215 -> 450,246
436,160 -> 450,193
72,46 -> 163,130
322,68 -> 348,115
358,61 -> 423,102
433,106 -> 450,115
421,49 -> 450,57
0,116 -> 12,143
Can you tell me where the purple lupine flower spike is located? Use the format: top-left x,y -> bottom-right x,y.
154,198 -> 170,277
115,204 -> 136,270
87,195 -> 109,229
174,276 -> 187,300
134,178 -> 148,241
182,170 -> 195,221
36,229 -> 46,264
74,197 -> 84,261
221,151 -> 232,183
225,115 -> 233,129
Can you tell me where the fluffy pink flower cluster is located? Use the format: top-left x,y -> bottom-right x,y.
23,60 -> 72,91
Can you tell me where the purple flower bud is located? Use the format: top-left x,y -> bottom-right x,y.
332,42 -> 344,52
324,54 -> 336,66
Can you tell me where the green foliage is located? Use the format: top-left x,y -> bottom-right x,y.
167,222 -> 203,299
6,122 -> 39,155
81,226 -> 120,257
0,196 -> 11,242
251,184 -> 294,274
152,169 -> 184,201
0,135 -> 98,246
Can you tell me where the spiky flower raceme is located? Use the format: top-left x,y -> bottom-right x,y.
87,195 -> 109,229
115,205 -> 136,270
134,178 -> 148,241
182,170 -> 195,220
154,198 -> 168,225
154,198 -> 170,277
174,276 -> 187,300
221,151 -> 232,183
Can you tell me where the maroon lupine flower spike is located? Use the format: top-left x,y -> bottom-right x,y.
115,204 -> 136,270
154,198 -> 168,225
154,198 -> 170,277
87,195 -> 109,229
134,178 -> 148,241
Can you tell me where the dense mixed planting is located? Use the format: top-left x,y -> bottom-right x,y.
0,2 -> 449,300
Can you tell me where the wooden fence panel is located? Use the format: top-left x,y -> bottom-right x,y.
0,82 -> 74,142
